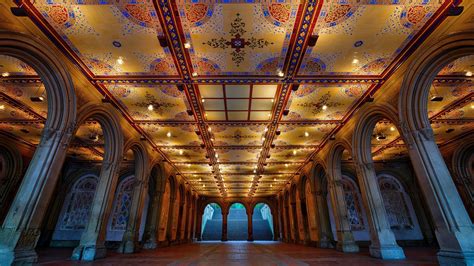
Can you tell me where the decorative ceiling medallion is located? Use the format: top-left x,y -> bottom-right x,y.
203,13 -> 274,67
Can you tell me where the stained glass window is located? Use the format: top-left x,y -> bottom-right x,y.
378,175 -> 413,229
341,176 -> 365,231
57,175 -> 98,230
110,175 -> 135,231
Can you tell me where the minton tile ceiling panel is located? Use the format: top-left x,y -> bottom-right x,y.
217,149 -> 260,163
299,0 -> 443,76
0,83 -> 49,118
106,84 -> 193,121
211,124 -> 266,146
138,123 -> 201,146
199,84 -> 277,121
283,84 -> 370,121
161,148 -> 208,163
176,2 -> 300,76
0,101 -> 37,120
0,55 -> 38,76
427,83 -> 473,118
33,0 -> 178,76
275,124 -> 337,146
0,122 -> 44,145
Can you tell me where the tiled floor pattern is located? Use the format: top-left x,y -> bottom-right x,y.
36,242 -> 438,266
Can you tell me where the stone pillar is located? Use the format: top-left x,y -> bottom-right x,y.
283,203 -> 291,242
272,211 -> 279,241
179,200 -> 187,242
315,190 -> 334,248
354,162 -> 405,259
71,161 -> 121,261
403,126 -> 474,265
143,193 -> 161,249
118,178 -> 148,254
0,127 -> 71,265
290,203 -> 300,243
196,209 -> 203,241
327,180 -> 359,253
169,198 -> 179,242
247,210 -> 254,241
221,211 -> 228,241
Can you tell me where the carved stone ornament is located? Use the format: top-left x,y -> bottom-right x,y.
399,121 -> 414,148
417,126 -> 435,141
60,122 -> 76,150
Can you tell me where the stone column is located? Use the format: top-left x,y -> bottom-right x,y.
272,211 -> 279,241
118,178 -> 148,254
179,200 -> 187,242
283,203 -> 290,242
221,211 -> 228,241
247,210 -> 254,241
403,126 -> 474,265
143,193 -> 162,249
169,198 -> 178,242
315,190 -> 334,248
0,127 -> 71,265
290,203 -> 300,243
354,162 -> 405,259
71,161 -> 121,261
196,209 -> 203,241
327,179 -> 359,253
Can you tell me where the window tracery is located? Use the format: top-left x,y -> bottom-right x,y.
378,175 -> 413,229
110,175 -> 135,231
341,176 -> 365,231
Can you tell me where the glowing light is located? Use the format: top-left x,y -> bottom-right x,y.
278,70 -> 284,77
187,164 -> 191,167
192,72 -> 198,77
466,71 -> 473,77
285,163 -> 288,168
322,105 -> 328,110
267,113 -> 271,117
202,98 -> 205,103
264,127 -> 268,132
0,105 -> 4,110
116,56 -> 124,65
270,184 -> 273,187
215,153 -> 218,158
352,58 -> 359,64
203,184 -> 206,187
253,169 -> 257,173
198,178 -> 202,182
273,178 -> 276,181
304,131 -> 309,137
390,126 -> 395,131
293,150 -> 297,155
1,72 -> 9,77
262,137 -> 265,141
166,132 -> 171,138
208,127 -> 212,132
179,150 -> 183,155
184,42 -> 191,49
147,104 -> 154,111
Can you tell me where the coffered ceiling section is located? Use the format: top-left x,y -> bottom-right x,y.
177,2 -> 300,76
300,0 -> 443,76
33,0 -> 178,76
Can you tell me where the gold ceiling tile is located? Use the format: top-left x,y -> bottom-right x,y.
0,101 -> 36,120
0,83 -> 48,118
227,112 -> 248,121
0,122 -> 44,145
275,124 -> 336,146
226,85 -> 250,98
427,83 -> 473,118
217,149 -> 260,163
0,55 -> 38,75
220,164 -> 255,174
263,163 -> 300,174
431,122 -> 474,144
203,99 -> 225,111
206,111 -> 226,121
252,85 -> 278,98
226,99 -> 249,110
163,149 -> 207,163
251,99 -> 273,111
140,124 -> 201,146
267,149 -> 310,163
177,163 -> 213,174
199,85 -> 224,98
249,111 -> 271,121
212,125 -> 264,146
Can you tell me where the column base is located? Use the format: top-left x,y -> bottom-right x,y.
71,244 -> 107,261
369,245 -> 405,260
437,250 -> 474,266
319,239 -> 335,249
0,248 -> 38,265
336,241 -> 359,253
117,240 -> 137,254
143,239 -> 157,249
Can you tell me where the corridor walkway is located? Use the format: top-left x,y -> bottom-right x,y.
36,242 -> 438,265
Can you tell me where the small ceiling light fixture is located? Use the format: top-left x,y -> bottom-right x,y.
179,150 -> 183,155
262,137 -> 265,141
430,95 -> 444,102
30,95 -> 45,102
116,56 -> 124,65
192,72 -> 198,77
390,126 -> 395,132
208,127 -> 212,132
201,98 -> 205,103
215,153 -> 218,158
203,184 -> 206,187
445,128 -> 455,133
293,150 -> 297,155
273,178 -> 276,181
264,127 -> 268,132
285,163 -> 289,168
304,131 -> 309,137
184,42 -> 191,49
466,71 -> 473,77
147,104 -> 154,111
277,70 -> 284,77
352,58 -> 359,64
322,105 -> 328,110
1,72 -> 10,77
0,104 -> 5,110
166,131 -> 171,138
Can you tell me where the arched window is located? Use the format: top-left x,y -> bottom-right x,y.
378,175 -> 413,229
341,176 -> 365,231
107,175 -> 135,241
52,174 -> 98,241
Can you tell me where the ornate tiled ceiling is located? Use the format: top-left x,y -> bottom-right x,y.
1,0 -> 471,198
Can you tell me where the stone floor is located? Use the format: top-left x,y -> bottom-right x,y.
36,242 -> 438,266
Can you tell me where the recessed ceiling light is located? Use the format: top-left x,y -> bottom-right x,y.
202,98 -> 205,103
322,105 -> 328,110
390,126 -> 395,132
273,178 -> 276,181
278,70 -> 284,77
179,150 -> 183,155
352,58 -> 359,64
116,56 -> 124,65
184,42 -> 191,49
293,150 -> 297,155
1,72 -> 9,77
215,153 -> 218,158
264,127 -> 268,132
203,184 -> 206,187
166,132 -> 171,138
267,113 -> 271,117
253,169 -> 257,173
0,105 -> 4,110
304,131 -> 309,137
262,137 -> 265,141
466,71 -> 473,77
208,127 -> 212,132
285,164 -> 288,168
147,104 -> 154,111
192,72 -> 198,77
